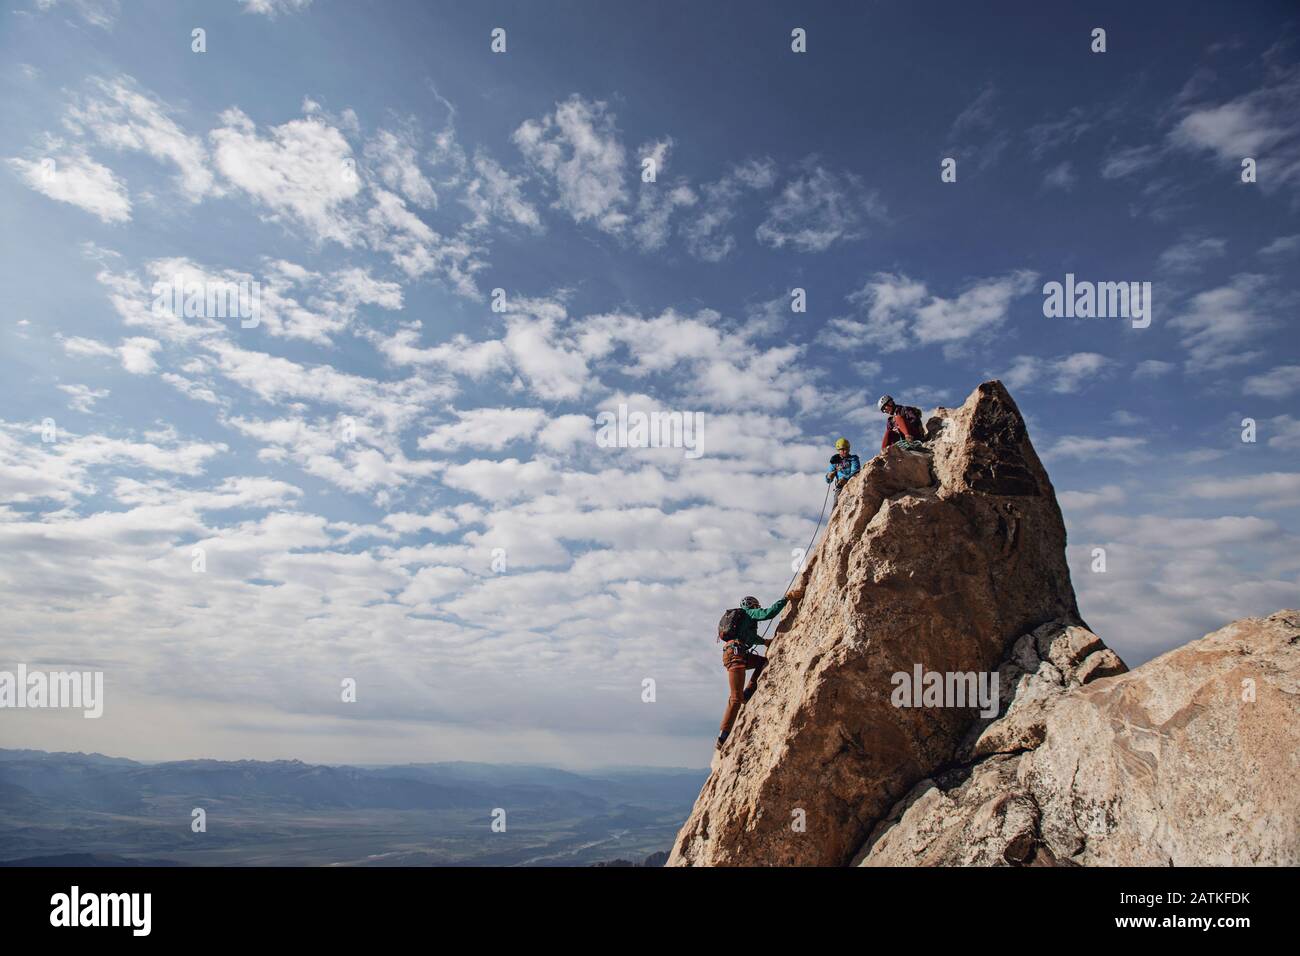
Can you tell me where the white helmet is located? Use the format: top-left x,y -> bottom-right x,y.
877,394 -> 894,413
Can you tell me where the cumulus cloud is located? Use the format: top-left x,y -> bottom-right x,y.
59,332 -> 159,374
210,106 -> 362,245
367,323 -> 511,378
514,95 -> 629,234
8,148 -> 131,222
419,408 -> 547,452
0,422 -> 225,505
65,75 -> 217,202
820,270 -> 1038,354
503,315 -> 591,401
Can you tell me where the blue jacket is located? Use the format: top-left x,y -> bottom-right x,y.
826,452 -> 861,483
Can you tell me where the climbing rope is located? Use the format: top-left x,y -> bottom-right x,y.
758,479 -> 834,649
752,440 -> 933,654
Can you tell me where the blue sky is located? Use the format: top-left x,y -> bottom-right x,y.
1,0 -> 1298,768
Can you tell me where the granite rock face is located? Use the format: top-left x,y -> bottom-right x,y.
669,379 -> 1299,867
669,382 -> 1085,866
857,611 -> 1300,866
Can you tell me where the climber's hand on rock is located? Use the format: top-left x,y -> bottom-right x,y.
786,587 -> 804,602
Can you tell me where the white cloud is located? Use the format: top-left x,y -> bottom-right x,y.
630,140 -> 696,252
944,83 -> 1010,173
65,76 -> 217,202
1184,472 -> 1300,508
59,332 -> 160,374
1243,365 -> 1300,399
821,270 -> 1037,353
118,336 -> 160,374
224,414 -> 441,497
1169,67 -> 1300,194
755,164 -> 884,252
1042,160 -> 1077,191
382,511 -> 459,535
239,0 -> 313,16
514,95 -> 628,234
8,148 -> 131,222
503,315 -> 591,401
399,565 -> 475,604
418,408 -> 547,452
462,152 -> 542,232
1058,484 -> 1126,512
368,323 -> 510,378
364,128 -> 436,208
0,423 -> 225,506
681,157 -> 776,261
537,414 -> 594,453
1045,435 -> 1146,462
999,352 -> 1113,393
1265,415 -> 1300,450
1157,235 -> 1226,273
210,107 -> 362,245
57,384 -> 110,412
161,373 -> 222,406
1087,513 -> 1281,549
1100,144 -> 1162,180
1167,273 -> 1275,371
364,187 -> 484,296
1133,359 -> 1175,379
31,0 -> 119,29
1260,234 -> 1300,257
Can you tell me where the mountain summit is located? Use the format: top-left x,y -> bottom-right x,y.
669,381 -> 1299,866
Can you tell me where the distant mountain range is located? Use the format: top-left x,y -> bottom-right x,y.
0,749 -> 706,867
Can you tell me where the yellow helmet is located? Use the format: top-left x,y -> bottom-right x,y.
835,437 -> 850,450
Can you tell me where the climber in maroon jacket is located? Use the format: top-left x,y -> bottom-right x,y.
877,394 -> 926,451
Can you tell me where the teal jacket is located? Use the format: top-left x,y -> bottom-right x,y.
745,597 -> 787,622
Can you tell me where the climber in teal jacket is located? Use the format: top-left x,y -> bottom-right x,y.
716,589 -> 803,750
825,437 -> 861,507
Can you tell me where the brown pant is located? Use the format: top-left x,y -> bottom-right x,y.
719,644 -> 766,736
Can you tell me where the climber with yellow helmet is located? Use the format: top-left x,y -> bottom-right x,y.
825,437 -> 861,507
